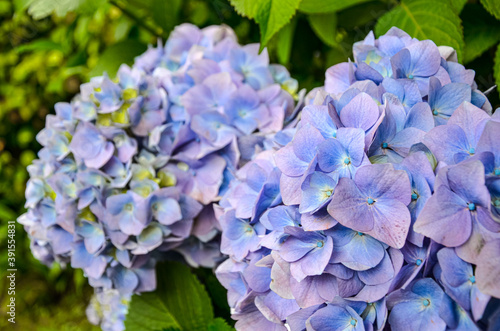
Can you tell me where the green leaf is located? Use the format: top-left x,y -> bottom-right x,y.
495,44 -> 500,95
0,203 -> 15,220
66,50 -> 88,67
462,4 -> 500,64
15,39 -> 66,53
337,1 -> 389,29
481,0 -> 500,20
89,40 -> 147,78
149,0 -> 182,35
298,0 -> 371,14
207,318 -> 234,331
276,17 -> 297,65
228,0 -> 265,19
308,12 -> 338,47
27,0 -> 104,19
375,0 -> 464,62
193,268 -> 232,324
13,0 -> 34,13
450,0 -> 467,13
125,292 -> 181,331
156,262 -> 214,331
125,262 -> 217,331
255,0 -> 302,49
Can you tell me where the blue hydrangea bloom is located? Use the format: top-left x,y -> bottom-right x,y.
19,23 -> 300,331
215,27 -> 500,331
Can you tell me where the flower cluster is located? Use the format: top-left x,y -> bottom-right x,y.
216,27 -> 500,330
18,23 -> 299,330
86,289 -> 131,331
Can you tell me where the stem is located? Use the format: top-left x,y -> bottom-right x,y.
109,0 -> 166,39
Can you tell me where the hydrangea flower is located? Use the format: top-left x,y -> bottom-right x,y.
215,27 -> 500,330
86,289 -> 130,331
18,23 -> 300,331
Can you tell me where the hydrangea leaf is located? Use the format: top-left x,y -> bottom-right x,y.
375,0 -> 464,62
450,0 -> 467,13
207,318 -> 234,331
155,262 -> 215,331
495,43 -> 500,95
255,0 -> 302,49
150,0 -> 182,34
463,4 -> 500,64
125,262 -> 216,331
298,0 -> 371,14
124,292 -> 181,331
481,0 -> 500,19
88,40 -> 147,78
307,12 -> 338,48
228,0 -> 266,19
276,16 -> 297,65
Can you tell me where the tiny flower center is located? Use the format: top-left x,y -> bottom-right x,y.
357,232 -> 364,236
113,134 -> 125,146
124,203 -> 133,212
152,203 -> 159,211
239,110 -> 247,117
495,199 -> 500,207
416,259 -> 422,266
332,131 -> 337,138
411,193 -> 418,200
325,190 -> 333,197
423,299 -> 430,307
468,203 -> 476,211
382,142 -> 388,149
317,241 -> 324,248
343,157 -> 351,165
245,226 -> 253,233
469,276 -> 476,284
350,319 -> 357,326
408,74 -> 414,79
433,110 -> 438,116
215,123 -> 221,129
469,148 -> 475,155
495,169 -> 500,176
367,198 -> 375,205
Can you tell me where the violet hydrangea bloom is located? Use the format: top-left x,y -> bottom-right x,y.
215,27 -> 500,331
19,23 -> 300,331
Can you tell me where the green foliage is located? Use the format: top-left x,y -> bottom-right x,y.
229,0 -> 302,50
229,0 -> 261,18
375,0 -> 464,62
88,40 -> 147,77
27,0 -> 107,19
463,4 -> 500,64
125,292 -> 181,331
298,0 -> 371,14
495,44 -> 500,94
15,39 -> 68,53
125,262 -> 233,331
481,0 -> 500,20
255,0 -> 302,51
307,12 -> 337,47
450,0 -> 467,14
276,17 -> 297,64
208,318 -> 234,331
149,0 -> 182,34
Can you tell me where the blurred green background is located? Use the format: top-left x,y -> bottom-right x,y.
1,0 -> 499,329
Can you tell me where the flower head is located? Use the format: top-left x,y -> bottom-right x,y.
19,23 -> 299,331
215,27 -> 498,330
